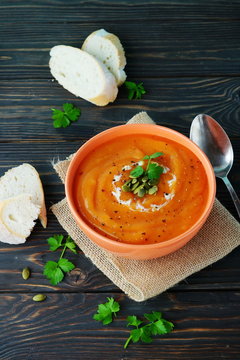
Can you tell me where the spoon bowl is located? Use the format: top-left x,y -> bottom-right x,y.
190,114 -> 240,218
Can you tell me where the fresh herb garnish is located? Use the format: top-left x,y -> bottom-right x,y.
93,297 -> 120,325
122,152 -> 164,197
93,299 -> 174,348
125,81 -> 146,100
147,162 -> 164,180
51,103 -> 81,128
129,166 -> 144,178
43,235 -> 77,285
124,311 -> 174,349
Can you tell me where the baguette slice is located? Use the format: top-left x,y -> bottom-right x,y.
0,164 -> 47,228
82,29 -> 127,86
49,45 -> 118,106
0,194 -> 40,244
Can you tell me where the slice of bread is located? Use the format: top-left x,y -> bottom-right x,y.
82,29 -> 127,86
49,45 -> 118,106
0,163 -> 47,228
0,194 -> 40,244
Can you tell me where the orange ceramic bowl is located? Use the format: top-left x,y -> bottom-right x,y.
65,124 -> 216,260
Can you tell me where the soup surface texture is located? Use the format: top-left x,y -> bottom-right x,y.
75,134 -> 208,244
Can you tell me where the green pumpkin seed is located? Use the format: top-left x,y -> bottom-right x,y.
148,185 -> 158,195
138,188 -> 146,197
22,267 -> 30,280
122,184 -> 131,192
125,179 -> 132,186
131,178 -> 138,184
144,183 -> 151,190
142,176 -> 148,183
133,184 -> 144,194
32,294 -> 46,302
148,179 -> 158,186
132,182 -> 140,191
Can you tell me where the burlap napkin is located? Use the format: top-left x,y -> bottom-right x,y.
51,112 -> 240,302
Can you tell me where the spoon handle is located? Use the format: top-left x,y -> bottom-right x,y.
222,176 -> 240,218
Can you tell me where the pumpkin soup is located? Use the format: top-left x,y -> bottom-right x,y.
75,134 -> 209,244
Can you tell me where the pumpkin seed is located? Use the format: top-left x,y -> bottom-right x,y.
125,179 -> 132,186
132,182 -> 140,191
138,188 -> 146,197
122,184 -> 131,192
148,179 -> 158,186
22,267 -> 30,280
133,184 -> 144,194
131,178 -> 138,184
32,294 -> 46,302
148,185 -> 158,195
142,176 -> 148,183
144,183 -> 151,190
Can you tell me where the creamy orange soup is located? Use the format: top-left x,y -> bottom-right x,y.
75,134 -> 209,244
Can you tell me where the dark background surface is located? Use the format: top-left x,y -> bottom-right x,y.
0,1 -> 240,359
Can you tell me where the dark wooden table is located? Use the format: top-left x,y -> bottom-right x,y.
1,1 -> 240,359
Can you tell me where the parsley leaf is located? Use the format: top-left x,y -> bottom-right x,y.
125,81 -> 146,100
143,152 -> 164,160
124,312 -> 174,349
43,260 -> 64,285
51,103 -> 81,128
147,163 -> 164,180
144,311 -> 162,322
58,258 -> 75,273
43,235 -> 77,285
65,235 -> 77,254
130,166 -> 144,178
127,315 -> 143,327
47,234 -> 64,251
93,297 -> 120,325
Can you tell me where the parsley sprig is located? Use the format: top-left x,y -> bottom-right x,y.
125,81 -> 146,100
122,152 -> 164,197
93,297 -> 120,325
93,298 -> 174,348
51,103 -> 81,128
124,311 -> 174,349
43,235 -> 77,285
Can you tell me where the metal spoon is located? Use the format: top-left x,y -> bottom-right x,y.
190,114 -> 240,218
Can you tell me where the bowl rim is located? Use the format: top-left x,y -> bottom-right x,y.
65,123 -> 216,249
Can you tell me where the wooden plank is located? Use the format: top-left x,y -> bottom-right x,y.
1,78 -> 240,139
0,291 -> 239,359
0,142 -> 239,292
0,139 -> 239,212
1,0 -> 240,21
0,142 -> 239,293
1,21 -> 240,78
0,232 -> 239,293
0,143 -> 239,293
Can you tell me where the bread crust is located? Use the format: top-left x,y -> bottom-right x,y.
83,30 -> 126,68
89,93 -> 113,106
82,29 -> 127,86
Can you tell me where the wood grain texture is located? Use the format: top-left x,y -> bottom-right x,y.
0,138 -> 239,213
0,292 -> 240,360
1,21 -> 240,78
1,78 -> 240,139
0,141 -> 239,294
0,0 -> 240,357
0,236 -> 239,293
1,0 -> 240,21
